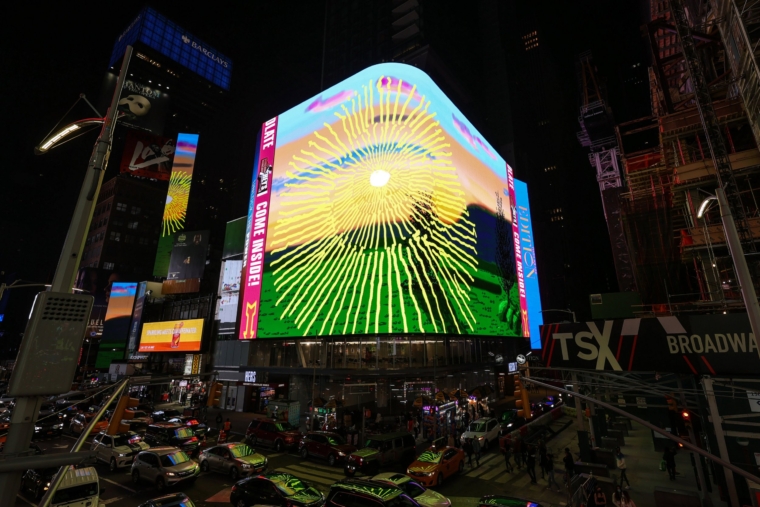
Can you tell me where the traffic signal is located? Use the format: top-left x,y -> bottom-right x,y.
107,395 -> 139,435
514,374 -> 531,419
207,382 -> 223,407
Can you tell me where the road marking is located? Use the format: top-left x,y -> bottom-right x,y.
479,453 -> 500,465
298,461 -> 343,473
16,495 -> 36,507
480,465 -> 505,481
100,477 -> 136,493
466,464 -> 493,478
274,468 -> 334,485
102,497 -> 124,504
286,464 -> 344,481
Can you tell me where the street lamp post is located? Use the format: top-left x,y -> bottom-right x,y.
697,189 -> 760,358
539,308 -> 577,323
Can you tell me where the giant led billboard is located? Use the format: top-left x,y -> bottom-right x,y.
138,318 -> 204,352
96,282 -> 138,368
239,63 -> 542,339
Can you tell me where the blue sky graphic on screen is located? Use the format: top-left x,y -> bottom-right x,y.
241,62 -> 543,339
514,180 -> 543,348
111,7 -> 232,90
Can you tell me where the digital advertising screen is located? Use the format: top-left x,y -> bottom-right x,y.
96,282 -> 138,368
167,230 -> 209,281
138,318 -> 204,352
239,63 -> 541,339
153,133 -> 200,277
120,130 -> 175,181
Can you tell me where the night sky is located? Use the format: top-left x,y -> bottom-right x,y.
1,1 -> 648,309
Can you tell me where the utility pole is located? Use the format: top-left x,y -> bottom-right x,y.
702,377 -> 740,507
676,376 -> 708,505
0,46 -> 133,504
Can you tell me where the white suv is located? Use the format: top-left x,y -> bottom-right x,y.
91,431 -> 149,471
460,418 -> 500,450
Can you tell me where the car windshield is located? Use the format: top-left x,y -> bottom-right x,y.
397,480 -> 425,499
230,444 -> 255,458
51,482 -> 98,504
160,451 -> 190,467
417,450 -> 443,463
272,476 -> 308,497
365,439 -> 385,449
274,422 -> 294,431
468,421 -> 487,432
326,435 -> 345,446
113,434 -> 140,447
174,427 -> 194,439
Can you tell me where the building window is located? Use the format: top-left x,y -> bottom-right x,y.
103,262 -> 115,270
139,237 -> 150,245
110,232 -> 121,242
131,206 -> 141,215
124,235 -> 135,244
127,221 -> 139,229
544,165 -> 557,172
116,202 -> 127,212
112,219 -> 123,227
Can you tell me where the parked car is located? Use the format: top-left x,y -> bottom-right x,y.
199,443 -> 267,479
168,416 -> 207,437
460,418 -> 500,450
230,472 -> 325,507
246,418 -> 302,452
55,392 -> 87,409
477,495 -> 543,507
49,466 -> 102,507
369,473 -> 451,507
20,468 -> 58,500
69,413 -> 108,436
406,447 -> 465,487
131,447 -> 199,492
299,431 -> 357,467
326,478 -> 425,507
91,431 -> 149,471
344,432 -> 416,476
138,493 -> 196,507
33,414 -> 63,440
143,422 -> 200,456
151,409 -> 182,423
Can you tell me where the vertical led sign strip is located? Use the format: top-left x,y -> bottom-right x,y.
507,165 -> 529,339
514,179 -> 544,349
239,118 -> 278,339
153,133 -> 199,277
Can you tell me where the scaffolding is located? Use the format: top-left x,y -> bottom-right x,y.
613,0 -> 760,312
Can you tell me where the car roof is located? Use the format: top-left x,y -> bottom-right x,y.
142,447 -> 178,455
369,473 -> 410,485
472,417 -> 496,423
333,478 -> 403,501
151,422 -> 182,428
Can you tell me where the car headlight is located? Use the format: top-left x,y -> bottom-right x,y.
242,464 -> 251,469
264,458 -> 268,466
507,423 -> 513,428
54,424 -> 63,429
34,426 -> 42,431
338,452 -> 345,457
118,453 -> 126,457
166,472 -> 176,477
478,436 -> 484,440
421,472 -> 435,476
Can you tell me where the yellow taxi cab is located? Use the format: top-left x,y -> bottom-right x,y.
406,446 -> 465,487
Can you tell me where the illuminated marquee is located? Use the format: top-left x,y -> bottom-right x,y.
239,63 -> 543,340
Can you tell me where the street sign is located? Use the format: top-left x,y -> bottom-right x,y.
747,391 -> 760,413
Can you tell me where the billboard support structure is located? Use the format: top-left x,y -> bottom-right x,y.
0,45 -> 134,505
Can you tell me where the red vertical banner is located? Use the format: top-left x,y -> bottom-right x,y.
239,117 -> 278,339
507,165 -> 528,337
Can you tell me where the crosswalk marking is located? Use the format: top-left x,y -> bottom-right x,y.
479,453 -> 500,465
480,465 -> 505,481
300,461 -> 344,474
274,468 -> 335,486
285,464 -> 345,481
465,465 -> 490,478
102,497 -> 124,504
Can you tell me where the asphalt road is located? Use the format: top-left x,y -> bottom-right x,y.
16,433 -> 510,507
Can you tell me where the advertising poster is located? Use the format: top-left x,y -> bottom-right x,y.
116,79 -> 170,135
138,318 -> 204,352
75,268 -> 127,339
153,133 -> 200,277
126,281 -> 148,356
219,260 -> 242,332
167,230 -> 209,281
119,131 -> 175,181
513,178 -> 544,349
95,282 -> 138,368
239,63 -> 542,339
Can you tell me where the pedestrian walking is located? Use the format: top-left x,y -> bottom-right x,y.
447,432 -> 455,448
413,419 -> 420,439
464,438 -> 474,467
663,447 -> 677,480
538,440 -> 548,479
223,418 -> 232,433
620,491 -> 637,507
472,436 -> 482,466
526,451 -> 537,483
593,486 -> 608,507
215,412 -> 223,430
563,447 -> 575,477
616,448 -> 630,489
545,453 -> 560,492
612,485 -> 623,507
514,439 -> 523,468
503,443 -> 513,473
